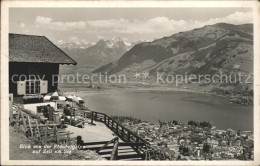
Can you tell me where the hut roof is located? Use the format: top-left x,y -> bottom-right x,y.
9,33 -> 77,65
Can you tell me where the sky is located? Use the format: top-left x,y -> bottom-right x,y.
9,8 -> 253,45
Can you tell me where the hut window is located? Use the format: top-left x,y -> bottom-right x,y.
25,80 -> 40,94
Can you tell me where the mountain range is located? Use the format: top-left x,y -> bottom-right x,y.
60,38 -> 143,67
92,23 -> 253,105
94,23 -> 253,75
59,23 -> 253,105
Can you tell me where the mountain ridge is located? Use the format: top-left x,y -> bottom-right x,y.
61,38 -> 134,67
93,23 -> 253,74
92,23 -> 253,105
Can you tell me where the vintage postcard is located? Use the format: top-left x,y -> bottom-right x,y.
1,0 -> 260,165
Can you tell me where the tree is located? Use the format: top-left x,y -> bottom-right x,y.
199,121 -> 212,128
203,143 -> 210,154
188,120 -> 197,127
172,120 -> 179,125
237,130 -> 241,136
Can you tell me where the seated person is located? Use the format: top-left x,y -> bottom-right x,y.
43,104 -> 55,121
43,105 -> 50,119
48,105 -> 54,121
64,104 -> 72,116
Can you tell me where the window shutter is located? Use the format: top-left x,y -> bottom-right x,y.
17,81 -> 26,95
40,80 -> 48,94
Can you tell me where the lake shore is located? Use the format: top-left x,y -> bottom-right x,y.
61,85 -> 226,98
60,81 -> 253,106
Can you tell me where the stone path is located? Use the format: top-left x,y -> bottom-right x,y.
65,120 -> 142,160
65,121 -> 117,142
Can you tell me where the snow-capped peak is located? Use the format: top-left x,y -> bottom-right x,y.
96,38 -> 125,48
57,40 -> 95,49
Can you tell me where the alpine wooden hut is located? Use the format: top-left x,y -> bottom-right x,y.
9,33 -> 77,97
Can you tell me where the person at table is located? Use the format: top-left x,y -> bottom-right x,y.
64,104 -> 72,116
43,105 -> 49,119
43,104 -> 54,121
48,105 -> 54,121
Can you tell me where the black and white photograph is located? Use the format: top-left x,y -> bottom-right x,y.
1,0 -> 260,165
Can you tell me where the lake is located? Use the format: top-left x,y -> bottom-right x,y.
77,89 -> 253,131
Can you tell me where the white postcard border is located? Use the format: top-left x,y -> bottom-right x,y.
1,1 -> 260,165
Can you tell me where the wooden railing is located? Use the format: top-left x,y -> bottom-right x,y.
82,109 -> 149,143
80,108 -> 151,159
96,137 -> 118,153
11,108 -> 73,144
77,136 -> 148,160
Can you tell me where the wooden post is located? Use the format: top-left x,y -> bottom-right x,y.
16,112 -> 20,131
33,127 -> 36,139
115,144 -> 118,160
76,136 -> 83,150
116,124 -> 119,135
21,112 -> 27,132
91,111 -> 94,124
36,120 -> 41,140
27,115 -> 33,137
44,122 -> 48,143
136,137 -> 139,143
67,132 -> 70,145
112,121 -> 114,130
145,146 -> 148,160
110,137 -> 119,160
10,111 -> 13,125
54,125 -> 57,143
95,112 -> 97,121
56,133 -> 60,144
122,128 -> 124,140
109,118 -> 112,128
127,131 -> 131,142
9,99 -> 13,123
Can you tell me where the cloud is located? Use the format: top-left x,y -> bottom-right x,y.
87,17 -> 181,34
87,17 -> 190,34
35,16 -> 52,24
57,39 -> 65,44
33,11 -> 252,34
34,16 -> 86,31
88,18 -> 129,29
97,35 -> 105,39
86,11 -> 253,35
204,11 -> 253,25
31,11 -> 252,44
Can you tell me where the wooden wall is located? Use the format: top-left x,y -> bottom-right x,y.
9,62 -> 60,96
